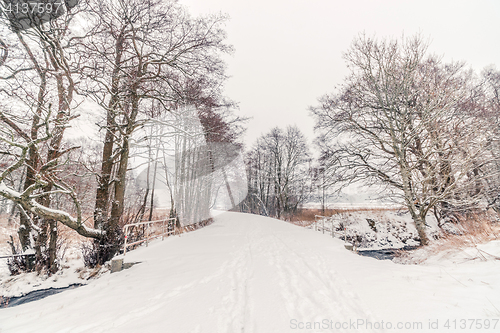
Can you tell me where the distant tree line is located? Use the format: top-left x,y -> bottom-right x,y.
239,126 -> 313,219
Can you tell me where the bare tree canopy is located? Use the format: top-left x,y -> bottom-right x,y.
311,34 -> 498,245
242,125 -> 311,219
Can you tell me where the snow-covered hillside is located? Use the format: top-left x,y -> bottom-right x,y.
311,209 -> 441,250
0,212 -> 499,332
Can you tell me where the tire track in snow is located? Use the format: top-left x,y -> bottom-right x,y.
267,231 -> 380,332
214,225 -> 259,332
212,216 -> 381,332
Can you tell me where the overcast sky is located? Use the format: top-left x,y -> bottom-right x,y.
180,0 -> 500,149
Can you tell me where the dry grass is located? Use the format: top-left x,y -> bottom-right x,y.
435,215 -> 499,251
398,211 -> 500,264
286,207 -> 401,225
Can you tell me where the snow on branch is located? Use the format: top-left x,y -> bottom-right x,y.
0,181 -> 104,239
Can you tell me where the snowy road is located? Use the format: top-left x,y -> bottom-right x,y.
1,212 -> 499,332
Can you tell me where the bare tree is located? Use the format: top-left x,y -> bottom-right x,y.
0,2 -> 104,272
475,67 -> 500,213
76,0 -> 232,263
311,34 -> 494,245
243,126 -> 311,219
130,103 -> 246,231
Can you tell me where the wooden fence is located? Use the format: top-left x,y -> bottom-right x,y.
122,218 -> 176,255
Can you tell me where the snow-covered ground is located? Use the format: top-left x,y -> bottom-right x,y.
311,210 -> 440,250
1,212 -> 499,332
0,247 -> 104,299
0,221 -> 101,299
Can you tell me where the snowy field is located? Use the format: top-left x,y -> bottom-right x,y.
1,212 -> 499,332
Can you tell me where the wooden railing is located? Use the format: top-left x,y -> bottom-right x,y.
122,218 -> 176,255
314,215 -> 349,246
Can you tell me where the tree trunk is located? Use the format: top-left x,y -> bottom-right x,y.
16,32 -> 46,252
410,208 -> 429,246
94,126 -> 115,229
148,150 -> 159,221
48,220 -> 58,273
93,31 -> 125,230
400,162 -> 429,245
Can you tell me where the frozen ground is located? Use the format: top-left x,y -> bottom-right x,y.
0,248 -> 103,299
1,211 -> 499,332
0,221 -> 100,299
310,210 -> 440,250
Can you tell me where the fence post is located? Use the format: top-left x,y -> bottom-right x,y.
331,220 -> 334,238
322,218 -> 324,234
146,222 -> 149,247
162,219 -> 165,241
